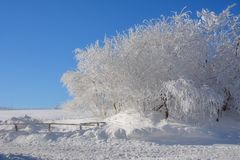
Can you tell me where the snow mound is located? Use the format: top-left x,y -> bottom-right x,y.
105,111 -> 153,134
1,115 -> 46,132
97,111 -> 203,142
94,111 -> 240,144
0,112 -> 240,145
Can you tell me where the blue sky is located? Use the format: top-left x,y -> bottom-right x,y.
0,0 -> 239,109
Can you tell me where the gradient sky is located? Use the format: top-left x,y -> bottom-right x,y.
0,0 -> 239,109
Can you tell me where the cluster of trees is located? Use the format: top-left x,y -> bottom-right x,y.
62,5 -> 240,123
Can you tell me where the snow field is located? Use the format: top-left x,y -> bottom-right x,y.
0,110 -> 240,159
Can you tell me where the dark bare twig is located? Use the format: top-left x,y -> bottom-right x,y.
152,95 -> 169,119
216,88 -> 232,122
236,38 -> 240,56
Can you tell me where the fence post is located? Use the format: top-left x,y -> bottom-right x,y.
14,124 -> 18,131
79,124 -> 82,130
48,123 -> 51,132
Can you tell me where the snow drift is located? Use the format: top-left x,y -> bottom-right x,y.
61,5 -> 240,124
1,115 -> 46,133
1,113 -> 240,159
1,113 -> 240,145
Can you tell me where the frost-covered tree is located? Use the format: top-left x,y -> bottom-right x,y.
61,5 -> 240,123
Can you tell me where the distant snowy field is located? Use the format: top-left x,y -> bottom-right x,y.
0,109 -> 240,160
0,109 -> 90,121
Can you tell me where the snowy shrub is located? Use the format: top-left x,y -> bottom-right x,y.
162,79 -> 224,123
62,5 -> 240,123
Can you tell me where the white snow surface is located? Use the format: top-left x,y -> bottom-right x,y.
0,109 -> 240,160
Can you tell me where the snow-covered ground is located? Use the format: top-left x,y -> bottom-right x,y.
1,137 -> 240,160
0,109 -> 240,160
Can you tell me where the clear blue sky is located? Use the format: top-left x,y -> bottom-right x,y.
0,0 -> 239,109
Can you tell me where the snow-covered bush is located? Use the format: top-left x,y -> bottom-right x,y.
62,5 -> 240,123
